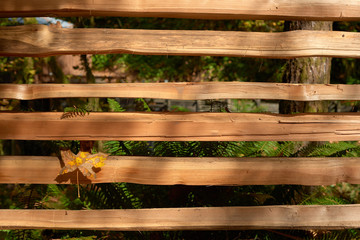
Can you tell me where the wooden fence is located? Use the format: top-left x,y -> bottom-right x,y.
2,112 -> 360,141
1,0 -> 360,21
1,0 -> 360,232
1,25 -> 360,58
2,82 -> 360,101
2,156 -> 360,186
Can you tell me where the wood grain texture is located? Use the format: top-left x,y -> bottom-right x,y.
1,156 -> 360,185
1,0 -> 360,21
2,82 -> 360,101
1,25 -> 360,58
2,205 -> 360,230
1,112 -> 360,141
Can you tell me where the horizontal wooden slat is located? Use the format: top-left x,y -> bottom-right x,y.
2,82 -> 360,101
2,205 -> 360,230
1,156 -> 360,185
1,112 -> 360,141
1,25 -> 360,58
1,0 -> 359,21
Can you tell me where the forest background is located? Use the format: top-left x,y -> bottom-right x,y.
1,16 -> 360,239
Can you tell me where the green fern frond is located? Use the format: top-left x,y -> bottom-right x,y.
107,98 -> 125,112
302,196 -> 349,205
12,185 -> 46,209
61,105 -> 91,119
104,141 -> 149,156
234,141 -> 296,157
153,141 -> 243,157
305,229 -> 360,240
136,98 -> 151,112
6,229 -> 42,240
307,142 -> 360,157
104,141 -> 124,155
125,141 -> 150,156
80,183 -> 142,209
117,182 -> 142,209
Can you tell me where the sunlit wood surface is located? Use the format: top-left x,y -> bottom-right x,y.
2,205 -> 360,230
2,82 -> 360,101
1,25 -> 360,58
1,112 -> 360,141
1,0 -> 359,21
1,156 -> 360,185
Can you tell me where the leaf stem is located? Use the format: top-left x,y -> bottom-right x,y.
77,170 -> 80,198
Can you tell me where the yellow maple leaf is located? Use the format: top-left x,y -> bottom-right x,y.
59,149 -> 108,178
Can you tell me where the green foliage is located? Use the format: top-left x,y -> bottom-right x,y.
107,98 -> 125,112
61,105 -> 91,119
0,57 -> 37,84
232,99 -> 267,113
85,17 -> 285,83
170,105 -> 191,112
0,230 -> 10,240
42,185 -> 86,210
104,140 -> 127,156
2,185 -> 48,240
80,55 -> 95,84
3,16 -> 360,239
4,140 -> 360,239
233,141 -> 296,157
104,140 -> 150,156
62,237 -> 96,240
153,141 -> 242,157
305,229 -> 360,240
328,183 -> 360,204
52,140 -> 76,150
10,184 -> 46,209
5,229 -> 42,240
295,141 -> 360,157
302,195 -> 348,205
135,98 -> 151,112
0,19 -> 42,85
79,183 -> 142,209
47,56 -> 69,83
91,54 -> 120,72
331,21 -> 360,85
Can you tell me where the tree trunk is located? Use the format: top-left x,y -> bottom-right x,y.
278,21 -> 333,202
279,21 -> 332,114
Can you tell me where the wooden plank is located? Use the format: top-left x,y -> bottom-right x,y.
2,82 -> 360,101
1,112 -> 360,141
1,25 -> 360,58
2,205 -> 360,230
1,0 -> 360,21
1,156 -> 360,185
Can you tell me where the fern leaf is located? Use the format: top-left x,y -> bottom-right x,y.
61,105 -> 90,119
107,98 -> 125,112
136,98 -> 151,112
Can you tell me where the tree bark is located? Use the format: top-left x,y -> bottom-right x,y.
278,21 -> 333,201
279,21 -> 332,113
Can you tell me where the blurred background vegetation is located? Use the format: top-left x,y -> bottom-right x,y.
1,17 -> 360,239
